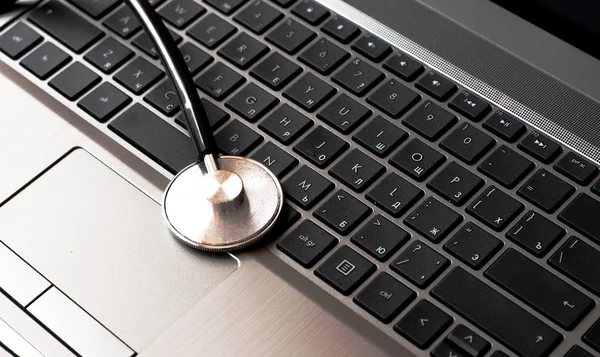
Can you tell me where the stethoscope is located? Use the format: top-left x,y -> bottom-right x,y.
125,0 -> 284,252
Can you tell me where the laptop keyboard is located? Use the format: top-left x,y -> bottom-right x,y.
2,0 -> 600,356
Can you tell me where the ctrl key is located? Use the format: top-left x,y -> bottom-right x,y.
277,220 -> 337,268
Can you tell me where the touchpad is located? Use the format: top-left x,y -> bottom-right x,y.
0,149 -> 237,351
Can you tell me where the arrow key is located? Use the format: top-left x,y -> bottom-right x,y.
394,300 -> 453,349
314,190 -> 372,235
432,341 -> 468,357
447,324 -> 490,357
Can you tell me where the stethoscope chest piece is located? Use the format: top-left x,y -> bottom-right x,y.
163,156 -> 283,252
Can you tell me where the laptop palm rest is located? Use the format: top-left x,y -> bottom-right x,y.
0,149 -> 237,351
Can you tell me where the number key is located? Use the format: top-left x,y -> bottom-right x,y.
367,79 -> 420,118
332,57 -> 384,96
266,18 -> 316,54
403,100 -> 457,141
299,38 -> 350,75
441,123 -> 495,164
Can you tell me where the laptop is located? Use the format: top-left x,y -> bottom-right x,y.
1,0 -> 599,356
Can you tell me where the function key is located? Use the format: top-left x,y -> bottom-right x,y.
354,273 -> 415,323
416,72 -> 457,101
293,126 -> 348,168
103,6 -> 142,39
403,100 -> 457,141
249,142 -> 298,178
299,38 -> 350,75
446,324 -> 491,357
315,246 -> 376,295
444,223 -> 501,270
49,62 -> 101,101
394,300 -> 453,349
258,104 -> 313,144
214,120 -> 263,156
518,169 -> 575,213
314,190 -> 372,235
318,94 -> 372,134
508,210 -> 565,257
234,0 -> 284,34
114,57 -> 165,95
351,215 -> 410,261
282,165 -> 334,209
518,131 -> 562,163
84,37 -> 134,74
352,34 -> 392,62
332,57 -> 385,97
0,22 -> 43,59
353,115 -> 408,157
251,52 -> 302,90
283,72 -> 336,112
195,62 -> 246,100
366,173 -> 423,217
427,162 -> 485,206
322,16 -> 360,44
277,220 -> 337,268
440,123 -> 495,164
390,139 -> 446,181
555,152 -> 599,185
187,13 -> 237,49
66,0 -> 120,20
449,90 -> 491,122
483,111 -> 526,142
467,186 -> 524,231
225,83 -> 279,122
329,149 -> 385,192
78,82 -> 131,123
159,0 -> 206,29
205,0 -> 248,15
367,79 -> 420,119
478,145 -> 534,188
271,0 -> 297,7
219,32 -> 269,69
383,53 -> 424,82
404,198 -> 462,243
292,0 -> 330,25
20,42 -> 71,80
266,18 -> 316,54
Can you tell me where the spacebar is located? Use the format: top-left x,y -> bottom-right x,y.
108,104 -> 197,174
431,268 -> 561,357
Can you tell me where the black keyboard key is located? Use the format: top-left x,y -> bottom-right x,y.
416,72 -> 457,101
550,236 -> 600,296
299,38 -> 349,75
294,126 -> 348,168
449,90 -> 491,122
332,57 -> 384,96
214,119 -> 263,155
366,173 -> 423,217
84,37 -> 133,74
314,190 -> 371,235
175,98 -> 230,129
467,186 -> 524,231
351,215 -> 409,261
103,6 -> 142,39
390,139 -> 446,181
432,268 -> 562,357
30,2 -> 104,53
195,62 -> 245,100
352,34 -> 391,62
584,320 -> 600,353
109,104 -> 194,173
508,211 -> 565,257
225,83 -> 279,122
277,220 -> 337,268
383,53 -> 424,82
392,240 -> 449,288
283,73 -> 336,112
251,52 -> 302,90
487,248 -> 593,330
271,0 -> 297,8
49,62 -> 101,101
273,204 -> 301,234
330,149 -> 385,192
441,123 -> 495,164
519,131 -> 562,164
403,100 -> 457,141
235,0 -> 283,34
447,324 -> 491,357
180,42 -> 214,76
143,80 -> 180,116
292,0 -> 329,25
367,79 -> 420,118
159,0 -> 206,29
20,42 -> 71,80
318,94 -> 371,134
405,198 -> 462,243
491,352 -> 509,357
132,31 -> 182,59
594,180 -> 600,196
78,82 -> 131,123
483,111 -> 526,142
432,342 -> 468,357
566,346 -> 595,357
259,104 -> 312,144
66,0 -> 120,19
445,223 -> 501,270
315,246 -> 376,295
205,0 -> 247,14
0,22 -> 43,59
555,152 -> 599,185
559,194 -> 600,245
249,142 -> 298,178
282,166 -> 334,209
428,162 -> 484,206
478,145 -> 534,188
394,300 -> 452,349
266,18 -> 316,54
353,116 -> 408,157
187,13 -> 237,49
218,32 -> 268,69
354,273 -> 415,323
322,16 -> 360,44
114,57 -> 164,94
519,169 -> 575,213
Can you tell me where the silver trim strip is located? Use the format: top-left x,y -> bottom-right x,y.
316,0 -> 600,165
